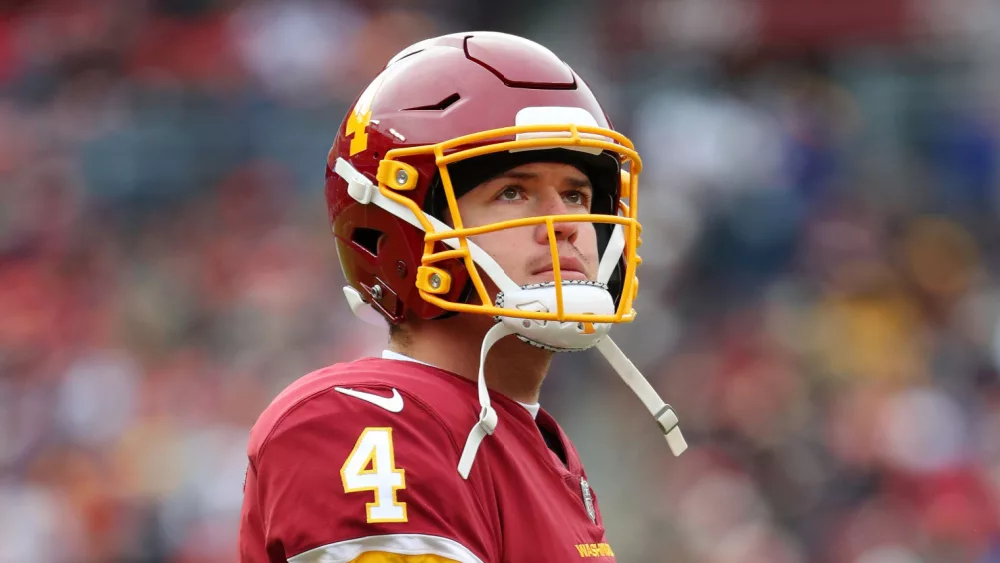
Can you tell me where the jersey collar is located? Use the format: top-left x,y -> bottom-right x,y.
380,349 -> 540,419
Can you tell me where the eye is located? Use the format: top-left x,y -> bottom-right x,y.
496,185 -> 526,202
563,189 -> 591,208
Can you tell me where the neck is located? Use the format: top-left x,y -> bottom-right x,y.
390,316 -> 552,404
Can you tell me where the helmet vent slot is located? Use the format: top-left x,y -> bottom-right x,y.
402,93 -> 461,112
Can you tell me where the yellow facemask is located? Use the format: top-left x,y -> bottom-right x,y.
368,122 -> 644,326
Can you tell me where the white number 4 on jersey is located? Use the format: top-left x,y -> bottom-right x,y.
341,427 -> 408,523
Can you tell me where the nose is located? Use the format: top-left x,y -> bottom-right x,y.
532,193 -> 580,245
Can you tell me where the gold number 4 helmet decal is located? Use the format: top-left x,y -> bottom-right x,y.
346,108 -> 372,156
345,69 -> 396,156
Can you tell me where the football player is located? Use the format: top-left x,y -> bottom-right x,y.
239,31 -> 687,563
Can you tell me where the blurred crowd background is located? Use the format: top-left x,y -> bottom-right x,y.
4,0 -> 1000,562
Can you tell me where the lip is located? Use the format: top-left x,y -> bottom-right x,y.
532,257 -> 589,280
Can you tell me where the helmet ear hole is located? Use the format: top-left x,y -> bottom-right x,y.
352,227 -> 384,256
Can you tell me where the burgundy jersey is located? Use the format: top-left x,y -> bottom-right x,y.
239,356 -> 616,562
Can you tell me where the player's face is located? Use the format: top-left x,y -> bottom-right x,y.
454,162 -> 599,288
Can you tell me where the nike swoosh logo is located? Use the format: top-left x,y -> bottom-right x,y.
334,387 -> 404,413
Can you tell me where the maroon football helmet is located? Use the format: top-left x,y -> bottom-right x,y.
325,31 -> 643,331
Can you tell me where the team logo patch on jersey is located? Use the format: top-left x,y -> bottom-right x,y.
580,478 -> 596,523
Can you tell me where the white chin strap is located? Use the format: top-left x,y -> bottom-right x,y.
335,158 -> 687,479
457,322 -> 511,478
